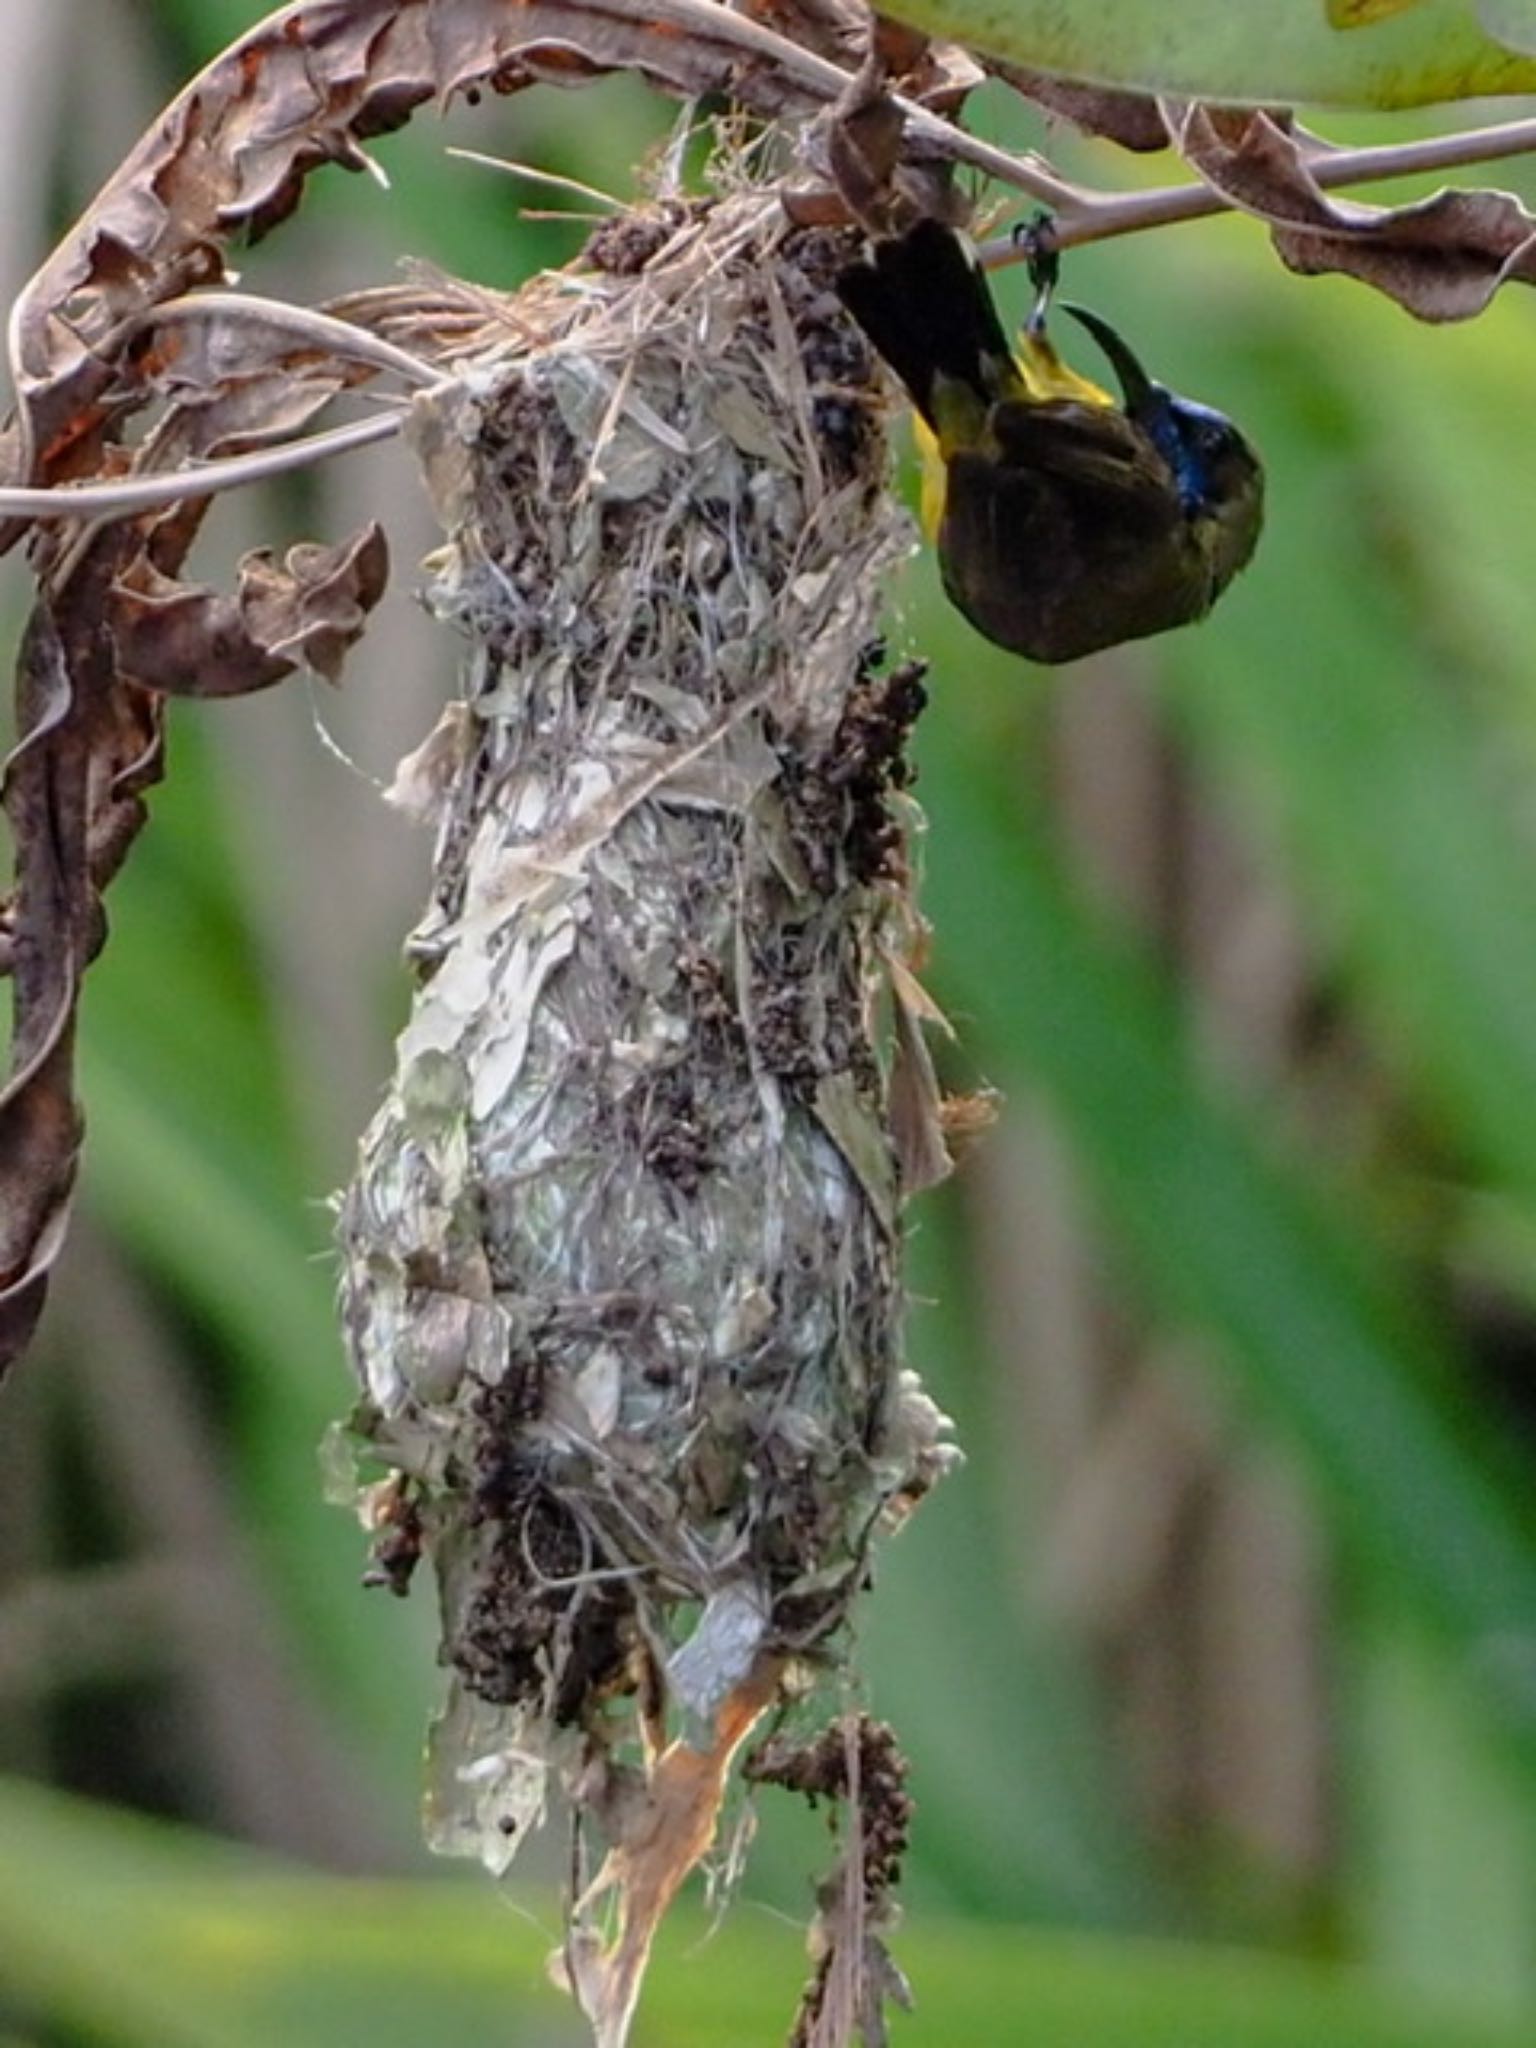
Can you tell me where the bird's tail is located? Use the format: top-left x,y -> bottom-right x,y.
837,220 -> 1017,430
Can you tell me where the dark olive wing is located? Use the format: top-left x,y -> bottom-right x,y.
988,398 -> 1172,512
938,411 -> 1211,664
837,221 -> 1020,428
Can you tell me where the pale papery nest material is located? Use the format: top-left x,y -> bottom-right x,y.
333,181 -> 959,2048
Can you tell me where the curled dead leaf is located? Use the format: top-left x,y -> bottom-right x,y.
885,949 -> 954,1197
0,0 -> 857,537
993,64 -> 1169,151
827,68 -> 916,234
563,1660 -> 784,2048
1172,101 -> 1536,319
107,524 -> 388,696
0,596 -> 157,1381
0,1028 -> 82,1375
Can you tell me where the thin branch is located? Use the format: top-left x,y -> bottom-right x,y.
0,412 -> 401,520
658,0 -> 1536,250
635,1 -> 1536,226
8,45 -> 1536,520
638,0 -> 1082,206
979,111 -> 1536,266
1297,111 -> 1536,190
446,147 -> 628,214
141,291 -> 441,387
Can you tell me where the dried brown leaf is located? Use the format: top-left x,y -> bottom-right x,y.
1,312 -> 388,1364
992,64 -> 1169,151
1,0 -> 846,534
0,591 -> 160,1380
564,1662 -> 783,2048
108,524 -> 388,697
827,70 -> 915,234
1,326 -> 387,1373
873,24 -> 984,114
741,0 -> 865,67
1172,101 -> 1536,319
885,950 -> 953,1197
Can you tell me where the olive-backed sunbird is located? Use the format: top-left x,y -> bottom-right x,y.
837,220 -> 1264,664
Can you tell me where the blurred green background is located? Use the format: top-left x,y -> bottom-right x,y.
7,3 -> 1536,2043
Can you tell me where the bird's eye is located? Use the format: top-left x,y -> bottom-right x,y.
1160,403 -> 1248,511
1180,408 -> 1238,462
1198,418 -> 1241,461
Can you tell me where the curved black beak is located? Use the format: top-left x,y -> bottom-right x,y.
1059,301 -> 1159,416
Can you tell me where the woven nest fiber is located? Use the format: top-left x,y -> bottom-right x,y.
335,180 -> 958,2046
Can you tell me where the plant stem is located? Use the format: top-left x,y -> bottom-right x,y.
978,113 -> 1536,266
0,415 -> 399,521
663,0 -> 1536,228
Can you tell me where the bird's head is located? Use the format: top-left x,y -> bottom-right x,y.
1062,301 -> 1264,582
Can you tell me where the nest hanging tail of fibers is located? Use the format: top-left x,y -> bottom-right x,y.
335,181 -> 960,2048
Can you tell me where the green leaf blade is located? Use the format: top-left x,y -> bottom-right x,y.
871,0 -> 1536,107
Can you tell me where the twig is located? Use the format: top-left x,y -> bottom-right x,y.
647,0 -> 1536,237
8,25 -> 1536,521
0,413 -> 401,520
446,147 -> 627,214
979,111 -> 1536,266
140,291 -> 441,387
646,0 -> 1079,204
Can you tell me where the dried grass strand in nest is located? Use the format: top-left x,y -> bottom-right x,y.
336,181 -> 958,2048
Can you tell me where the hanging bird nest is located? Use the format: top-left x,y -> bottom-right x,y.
334,174 -> 959,2046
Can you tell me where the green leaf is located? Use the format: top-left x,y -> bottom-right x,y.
1350,1613 -> 1536,2018
864,1192 -> 1154,1926
870,0 -> 1536,107
913,661 -> 1536,1744
1,1777 -> 1533,2048
1165,277 -> 1536,1251
1478,2 -> 1536,57
76,718 -> 435,1797
0,1778 -> 547,2048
